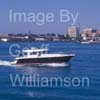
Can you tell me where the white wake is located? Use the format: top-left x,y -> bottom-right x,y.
0,60 -> 18,67
0,60 -> 12,66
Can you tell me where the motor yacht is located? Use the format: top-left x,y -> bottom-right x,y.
12,47 -> 75,65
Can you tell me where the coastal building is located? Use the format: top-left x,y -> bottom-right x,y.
96,29 -> 100,37
81,28 -> 97,40
68,26 -> 79,39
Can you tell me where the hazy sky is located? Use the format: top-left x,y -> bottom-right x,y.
0,0 -> 100,34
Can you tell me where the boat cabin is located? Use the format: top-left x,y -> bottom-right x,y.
22,48 -> 48,57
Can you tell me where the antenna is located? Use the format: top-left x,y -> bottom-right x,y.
28,30 -> 31,49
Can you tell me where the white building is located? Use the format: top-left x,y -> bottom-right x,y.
81,28 -> 97,40
68,26 -> 79,38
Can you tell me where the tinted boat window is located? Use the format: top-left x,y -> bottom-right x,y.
32,52 -> 37,55
23,52 -> 27,56
38,52 -> 41,56
43,51 -> 47,54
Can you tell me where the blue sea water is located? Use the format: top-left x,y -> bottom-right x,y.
0,42 -> 100,100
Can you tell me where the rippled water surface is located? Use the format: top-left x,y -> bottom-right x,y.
0,42 -> 100,100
